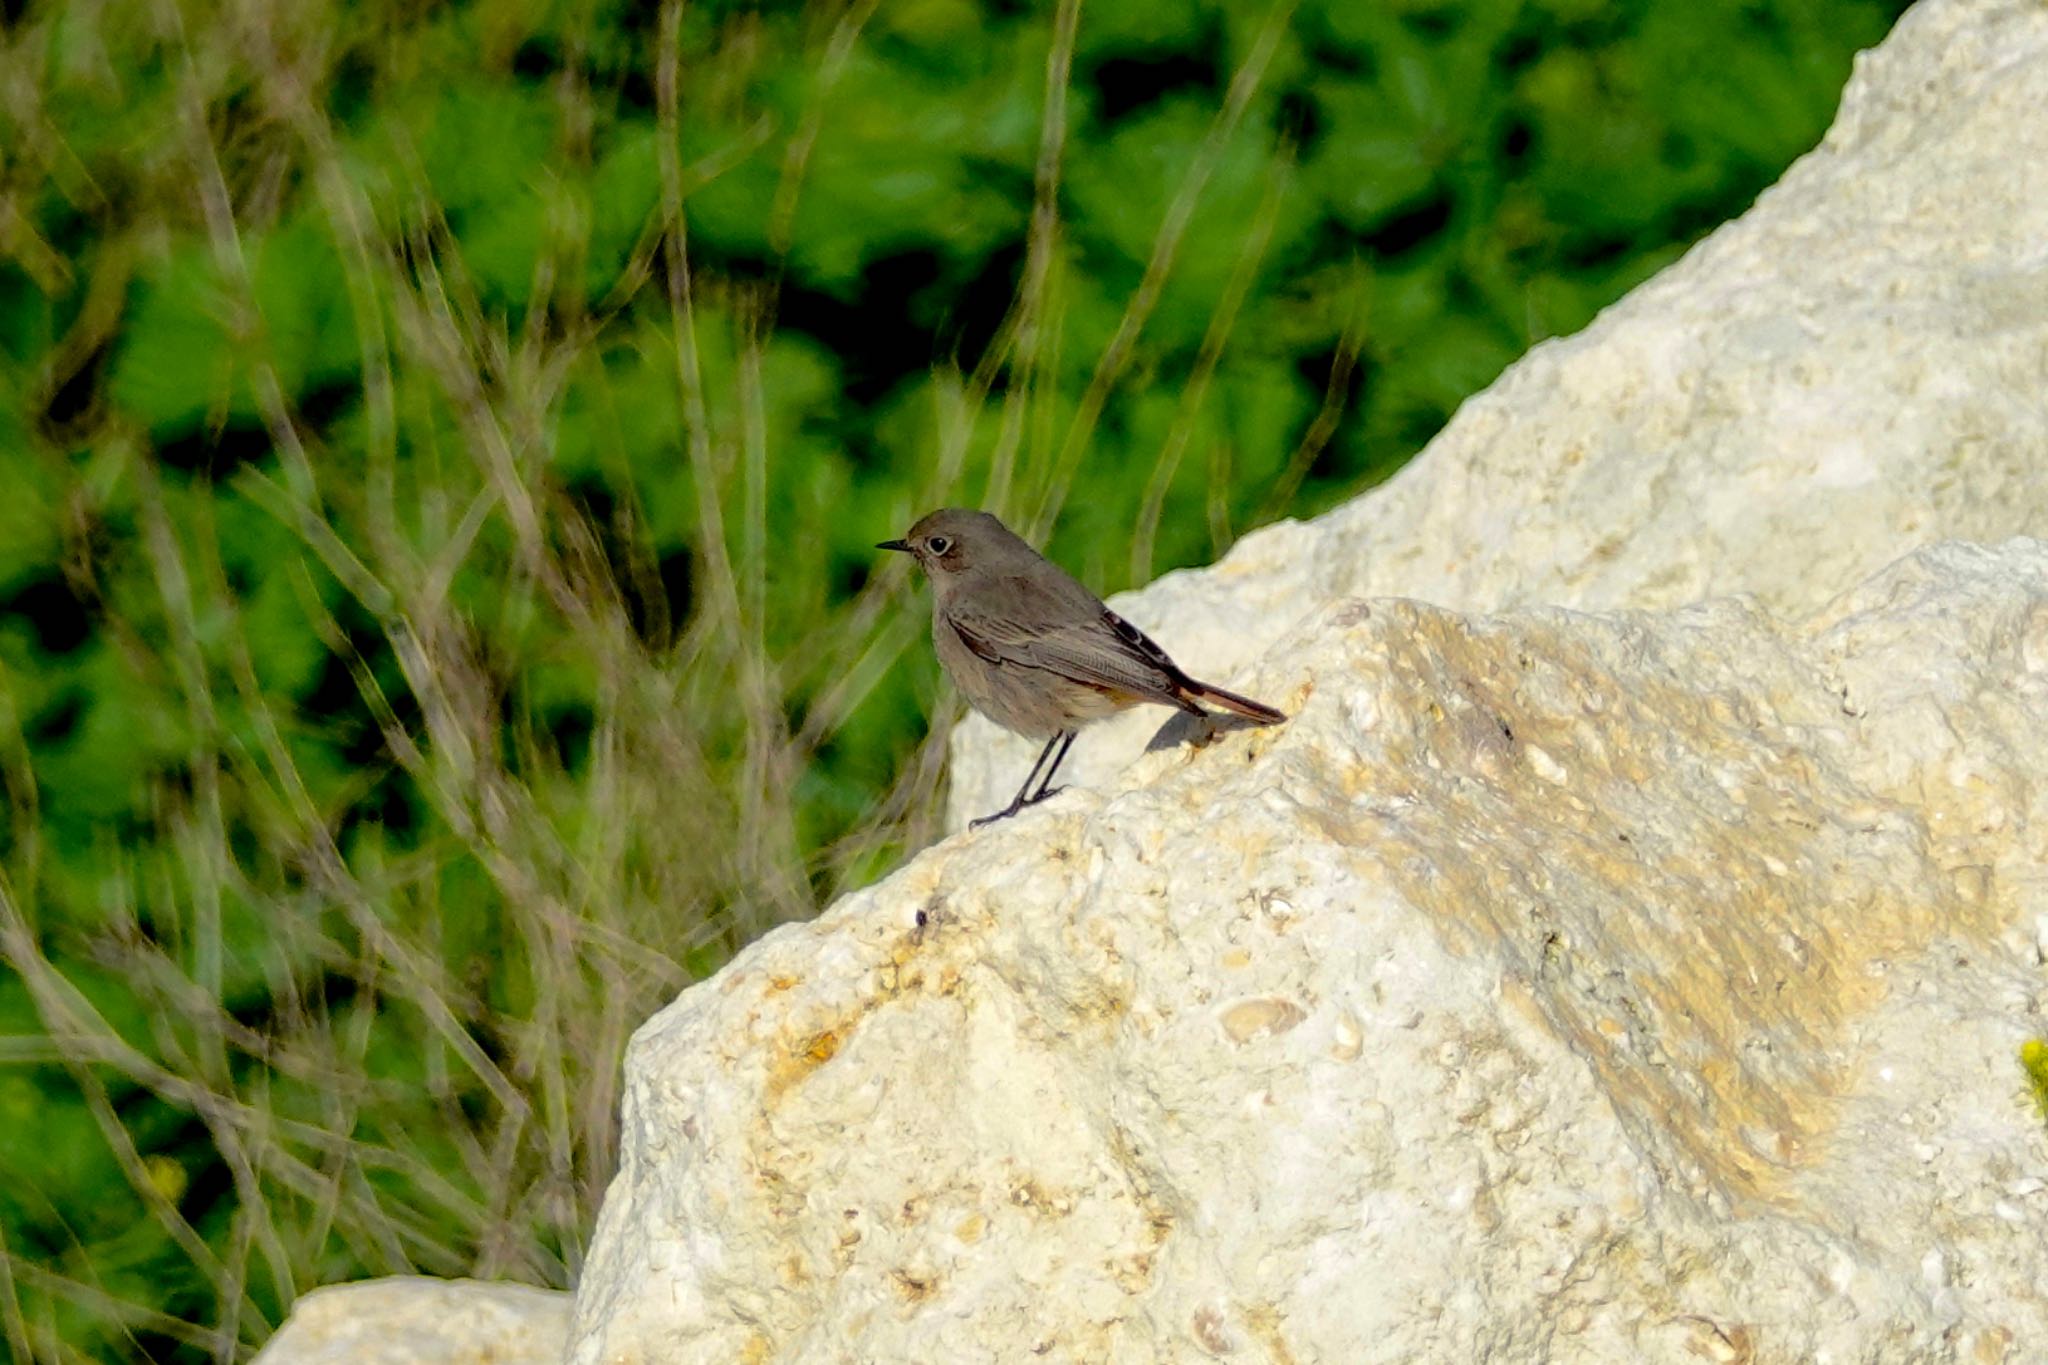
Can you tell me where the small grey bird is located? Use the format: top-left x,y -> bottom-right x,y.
880,508 -> 1287,827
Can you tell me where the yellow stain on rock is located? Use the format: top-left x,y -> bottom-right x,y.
1343,605 -> 1969,1208
759,904 -> 975,1104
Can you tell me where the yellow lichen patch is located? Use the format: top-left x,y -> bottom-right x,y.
1239,1300 -> 1300,1365
1354,607 -> 1964,1207
762,1025 -> 844,1103
760,912 -> 975,1104
2021,1038 -> 2048,1119
1968,1324 -> 2014,1364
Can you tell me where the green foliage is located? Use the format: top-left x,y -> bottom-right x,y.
0,0 -> 1909,1358
2024,1039 -> 2048,1122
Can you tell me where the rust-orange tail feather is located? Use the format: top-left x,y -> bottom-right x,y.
1179,678 -> 1287,725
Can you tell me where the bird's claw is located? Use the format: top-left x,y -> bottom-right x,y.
970,784 -> 1064,829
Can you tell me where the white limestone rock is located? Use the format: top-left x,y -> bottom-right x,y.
246,2 -> 2048,1361
948,0 -> 2048,828
560,1 -> 2048,1359
251,1277 -> 569,1365
568,537 -> 2048,1364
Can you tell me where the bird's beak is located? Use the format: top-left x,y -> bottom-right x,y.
876,538 -> 913,553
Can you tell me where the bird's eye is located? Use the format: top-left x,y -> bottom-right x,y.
927,535 -> 952,555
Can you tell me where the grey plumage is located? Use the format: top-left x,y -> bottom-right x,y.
880,508 -> 1287,826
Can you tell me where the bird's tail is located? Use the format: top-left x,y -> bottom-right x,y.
1178,677 -> 1288,726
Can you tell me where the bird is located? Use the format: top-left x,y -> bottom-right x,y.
879,508 -> 1288,827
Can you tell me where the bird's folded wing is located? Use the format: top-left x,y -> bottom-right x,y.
949,603 -> 1186,699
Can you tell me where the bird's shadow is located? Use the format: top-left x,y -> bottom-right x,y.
1142,709 -> 1270,754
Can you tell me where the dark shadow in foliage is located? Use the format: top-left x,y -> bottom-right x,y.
298,593 -> 423,771
0,1157 -> 71,1262
325,49 -> 377,127
25,685 -> 87,746
297,587 -> 430,845
1295,343 -> 1368,438
1662,192 -> 1748,249
560,473 -> 697,649
0,264 -> 36,364
156,421 -> 274,480
1303,29 -> 1371,79
1500,115 -> 1535,170
1274,88 -> 1325,157
37,337 -> 111,439
617,65 -> 656,115
1085,18 -> 1225,124
1,573 -> 94,654
544,699 -> 595,775
1401,6 -> 1460,40
134,1315 -> 212,1364
296,377 -> 358,432
656,548 -> 694,634
833,553 -> 871,605
1359,187 -> 1457,260
780,249 -> 945,405
347,769 -> 423,845
612,0 -> 663,113
1563,233 -> 1634,272
512,38 -> 558,81
1287,215 -> 1375,276
1393,395 -> 1452,452
1496,28 -> 1545,74
692,241 -> 972,407
149,384 -> 351,480
933,235 -> 1026,378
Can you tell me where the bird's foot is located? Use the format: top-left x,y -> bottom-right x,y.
970,801 -> 1024,830
970,784 -> 1065,829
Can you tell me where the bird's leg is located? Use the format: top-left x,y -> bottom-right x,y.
1020,730 -> 1077,808
972,731 -> 1071,828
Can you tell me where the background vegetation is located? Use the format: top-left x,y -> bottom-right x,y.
0,0 -> 1910,1357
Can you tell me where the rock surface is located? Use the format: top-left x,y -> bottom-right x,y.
949,0 -> 2048,827
572,538 -> 2048,1364
565,4 -> 2048,1358
250,1277 -> 569,1365
273,1 -> 2048,1360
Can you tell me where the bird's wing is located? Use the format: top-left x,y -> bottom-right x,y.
946,614 -> 1005,665
950,592 -> 1191,703
1094,608 -> 1187,682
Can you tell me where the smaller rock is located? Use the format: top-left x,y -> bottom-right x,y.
253,1277 -> 570,1365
